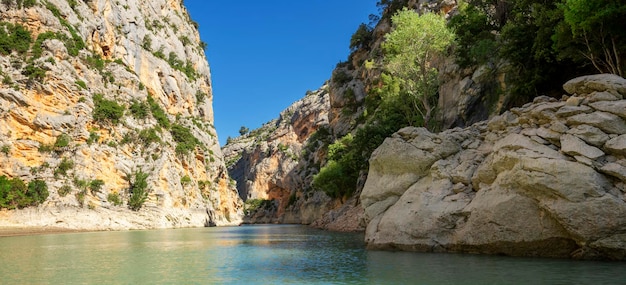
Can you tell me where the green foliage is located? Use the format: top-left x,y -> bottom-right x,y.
27,180 -> 49,204
195,91 -> 206,103
87,130 -> 100,145
54,157 -> 74,177
448,3 -> 497,67
557,0 -> 626,76
57,185 -> 72,197
1,144 -> 9,155
93,94 -> 125,125
147,95 -> 170,129
244,198 -> 273,215
129,100 -> 150,120
88,179 -> 104,194
171,123 -> 200,155
22,63 -> 46,82
107,192 -> 122,206
3,0 -> 37,9
239,126 -> 249,136
84,55 -> 105,72
54,133 -> 71,149
142,35 -> 152,51
331,69 -> 352,85
45,2 -> 85,56
75,80 -> 87,89
0,176 -> 48,210
0,22 -> 32,55
75,190 -> 85,206
138,127 -> 162,146
350,23 -> 373,51
180,175 -> 191,186
166,52 -> 197,80
381,9 -> 454,129
313,160 -> 355,199
127,170 -> 149,211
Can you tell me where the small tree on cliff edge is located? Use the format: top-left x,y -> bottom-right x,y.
380,8 -> 455,129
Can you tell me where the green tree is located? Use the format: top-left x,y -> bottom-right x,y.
27,180 -> 48,204
381,9 -> 455,128
127,170 -> 149,211
559,0 -> 626,76
349,23 -> 373,51
239,126 -> 249,136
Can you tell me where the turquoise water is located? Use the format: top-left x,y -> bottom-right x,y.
0,225 -> 624,284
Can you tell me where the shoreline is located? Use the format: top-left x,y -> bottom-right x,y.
0,226 -> 87,237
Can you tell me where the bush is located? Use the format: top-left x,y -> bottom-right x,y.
54,133 -> 71,149
0,176 -> 48,209
54,157 -> 74,177
244,199 -> 273,215
1,144 -> 9,155
93,94 -> 125,125
107,192 -> 122,206
331,69 -> 352,85
350,23 -> 373,51
27,180 -> 48,204
138,128 -> 161,146
58,185 -> 72,197
127,170 -> 149,211
171,124 -> 200,155
88,179 -> 104,194
0,22 -> 32,55
129,100 -> 149,120
180,175 -> 191,186
147,95 -> 170,128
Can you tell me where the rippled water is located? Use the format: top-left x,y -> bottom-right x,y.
0,225 -> 624,284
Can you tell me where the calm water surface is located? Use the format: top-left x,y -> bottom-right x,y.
0,225 -> 624,284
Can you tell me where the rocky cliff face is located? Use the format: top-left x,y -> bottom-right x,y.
0,0 -> 243,230
221,86 -> 351,226
362,74 -> 626,260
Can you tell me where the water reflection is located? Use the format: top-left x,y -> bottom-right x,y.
0,225 -> 624,284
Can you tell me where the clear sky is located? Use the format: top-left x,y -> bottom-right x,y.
184,1 -> 379,146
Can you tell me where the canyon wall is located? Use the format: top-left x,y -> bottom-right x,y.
0,0 -> 242,230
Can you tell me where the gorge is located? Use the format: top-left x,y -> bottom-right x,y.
1,0 -> 626,262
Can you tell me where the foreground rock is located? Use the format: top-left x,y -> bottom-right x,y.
362,74 -> 626,260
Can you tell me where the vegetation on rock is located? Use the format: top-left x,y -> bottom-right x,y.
127,170 -> 150,211
0,176 -> 48,210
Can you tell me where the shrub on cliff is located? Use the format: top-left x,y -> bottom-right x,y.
93,94 -> 125,125
0,22 -> 32,55
0,176 -> 48,209
127,170 -> 149,211
171,123 -> 200,155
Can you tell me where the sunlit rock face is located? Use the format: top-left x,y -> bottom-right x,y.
362,74 -> 626,260
222,86 -> 340,226
0,0 -> 242,230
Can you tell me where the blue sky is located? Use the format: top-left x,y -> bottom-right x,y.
184,1 -> 379,146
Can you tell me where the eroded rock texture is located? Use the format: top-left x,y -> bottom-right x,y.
362,74 -> 626,260
0,0 -> 242,230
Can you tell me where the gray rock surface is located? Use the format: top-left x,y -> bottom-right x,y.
362,74 -> 626,260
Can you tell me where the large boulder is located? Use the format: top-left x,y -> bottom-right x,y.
362,74 -> 626,260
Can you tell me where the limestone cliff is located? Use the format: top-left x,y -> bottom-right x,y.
221,86 -> 349,226
0,0 -> 243,230
362,74 -> 626,260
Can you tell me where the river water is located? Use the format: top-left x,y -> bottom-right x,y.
0,225 -> 624,284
